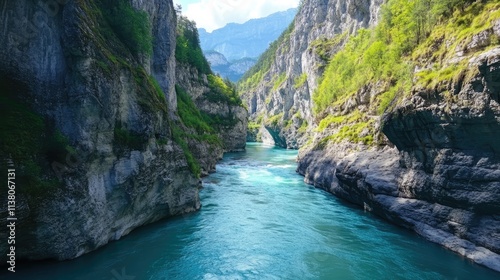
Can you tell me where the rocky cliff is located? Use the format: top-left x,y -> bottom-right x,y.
241,0 -> 500,272
175,15 -> 247,175
0,0 -> 245,262
175,63 -> 248,175
240,0 -> 382,148
298,45 -> 500,272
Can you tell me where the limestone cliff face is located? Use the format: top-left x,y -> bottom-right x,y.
241,0 -> 382,148
175,64 -> 248,175
0,0 -> 236,262
298,46 -> 500,271
240,0 -> 500,272
296,14 -> 500,271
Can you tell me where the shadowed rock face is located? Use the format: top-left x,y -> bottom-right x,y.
298,146 -> 500,272
175,64 -> 248,175
0,0 -> 242,262
383,49 -> 500,154
382,48 -> 500,215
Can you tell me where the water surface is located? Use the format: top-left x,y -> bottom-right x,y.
7,143 -> 500,279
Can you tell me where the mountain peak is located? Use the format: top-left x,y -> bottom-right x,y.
199,7 -> 297,81
199,7 -> 297,61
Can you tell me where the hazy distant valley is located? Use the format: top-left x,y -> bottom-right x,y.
199,8 -> 296,81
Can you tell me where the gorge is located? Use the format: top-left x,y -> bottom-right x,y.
0,0 -> 499,277
5,144 -> 499,279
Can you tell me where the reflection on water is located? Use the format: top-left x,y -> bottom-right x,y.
6,143 -> 500,280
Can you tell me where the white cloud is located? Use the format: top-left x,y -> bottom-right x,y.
176,0 -> 299,32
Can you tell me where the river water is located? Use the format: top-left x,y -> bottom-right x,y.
8,143 -> 500,279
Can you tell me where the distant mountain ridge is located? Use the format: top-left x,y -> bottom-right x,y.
199,7 -> 297,81
199,8 -> 297,61
204,51 -> 256,82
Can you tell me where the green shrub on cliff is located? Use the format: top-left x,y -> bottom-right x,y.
176,16 -> 211,75
310,32 -> 348,62
248,121 -> 261,130
310,0 -> 500,148
176,85 -> 214,134
0,78 -> 64,198
312,6 -> 414,114
173,85 -> 224,177
293,73 -> 308,89
113,124 -> 144,152
98,0 -> 153,55
272,73 -> 287,91
206,75 -> 242,106
175,15 -> 241,107
266,113 -> 284,127
170,123 -> 201,177
239,22 -> 295,91
313,0 -> 491,117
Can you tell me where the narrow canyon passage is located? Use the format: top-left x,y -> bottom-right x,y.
9,144 -> 500,280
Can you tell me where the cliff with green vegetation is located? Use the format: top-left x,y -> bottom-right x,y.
174,15 -> 247,176
0,0 -> 245,262
241,0 -> 500,271
239,0 -> 382,148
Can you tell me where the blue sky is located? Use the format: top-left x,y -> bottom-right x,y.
173,0 -> 299,32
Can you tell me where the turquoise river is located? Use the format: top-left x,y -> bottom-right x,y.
7,143 -> 500,279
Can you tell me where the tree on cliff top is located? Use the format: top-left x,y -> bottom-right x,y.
176,15 -> 212,75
